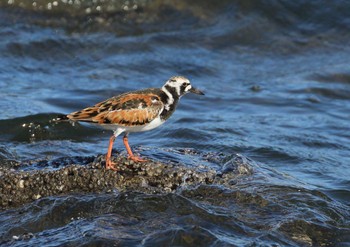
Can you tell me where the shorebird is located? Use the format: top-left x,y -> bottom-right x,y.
65,76 -> 204,170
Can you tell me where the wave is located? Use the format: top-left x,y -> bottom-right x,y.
1,0 -> 350,35
0,113 -> 100,143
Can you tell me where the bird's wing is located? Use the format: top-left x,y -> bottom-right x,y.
67,93 -> 164,126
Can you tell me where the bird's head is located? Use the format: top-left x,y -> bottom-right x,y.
162,76 -> 204,97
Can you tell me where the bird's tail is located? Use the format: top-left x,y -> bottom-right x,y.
52,114 -> 69,122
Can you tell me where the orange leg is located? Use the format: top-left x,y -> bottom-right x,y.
105,135 -> 118,170
123,134 -> 147,162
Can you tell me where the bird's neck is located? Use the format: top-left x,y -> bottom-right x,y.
160,85 -> 180,120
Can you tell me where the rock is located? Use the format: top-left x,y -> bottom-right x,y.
0,154 -> 253,209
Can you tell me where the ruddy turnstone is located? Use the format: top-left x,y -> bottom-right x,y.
65,76 -> 204,170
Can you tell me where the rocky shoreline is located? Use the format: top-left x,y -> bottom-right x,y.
0,154 -> 253,209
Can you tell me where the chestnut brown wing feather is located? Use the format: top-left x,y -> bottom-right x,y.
67,93 -> 163,126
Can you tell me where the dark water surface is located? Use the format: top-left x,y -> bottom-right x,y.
1,0 -> 350,246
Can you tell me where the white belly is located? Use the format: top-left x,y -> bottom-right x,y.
96,116 -> 165,135
126,116 -> 165,132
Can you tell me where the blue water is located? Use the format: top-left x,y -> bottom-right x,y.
0,1 -> 350,246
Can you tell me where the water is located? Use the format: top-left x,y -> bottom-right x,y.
1,0 -> 350,246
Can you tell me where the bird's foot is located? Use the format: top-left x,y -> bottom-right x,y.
128,155 -> 147,162
105,159 -> 118,171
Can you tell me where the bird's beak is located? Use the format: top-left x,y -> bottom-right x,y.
189,87 -> 205,95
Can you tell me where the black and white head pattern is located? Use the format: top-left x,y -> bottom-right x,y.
162,76 -> 192,98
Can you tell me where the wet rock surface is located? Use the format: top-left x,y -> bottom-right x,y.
0,154 -> 253,209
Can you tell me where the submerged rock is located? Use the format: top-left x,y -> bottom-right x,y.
0,154 -> 253,209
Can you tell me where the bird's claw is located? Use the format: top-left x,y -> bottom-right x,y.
105,159 -> 118,171
128,155 -> 147,162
